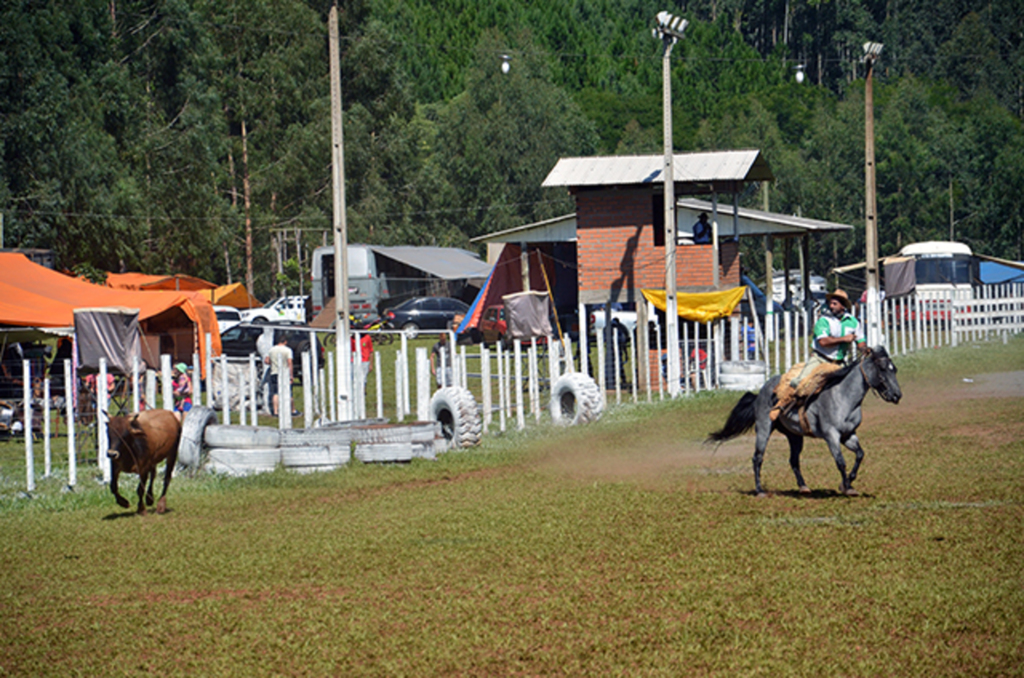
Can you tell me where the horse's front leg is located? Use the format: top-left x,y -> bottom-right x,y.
842,433 -> 866,488
782,430 -> 810,494
824,432 -> 854,496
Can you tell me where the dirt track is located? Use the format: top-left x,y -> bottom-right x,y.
532,370 -> 1024,488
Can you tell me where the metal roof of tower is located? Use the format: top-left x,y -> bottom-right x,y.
542,150 -> 774,188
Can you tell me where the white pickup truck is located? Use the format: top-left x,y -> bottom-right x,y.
239,296 -> 310,324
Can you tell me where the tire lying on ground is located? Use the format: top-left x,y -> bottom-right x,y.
549,372 -> 604,426
430,386 -> 482,448
206,447 -> 281,476
718,360 -> 767,391
204,424 -> 280,449
178,406 -> 218,469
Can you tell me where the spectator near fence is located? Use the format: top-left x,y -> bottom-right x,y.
351,333 -> 373,381
430,330 -> 453,388
265,335 -> 294,417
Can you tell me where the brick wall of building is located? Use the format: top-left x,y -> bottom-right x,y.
576,188 -> 740,300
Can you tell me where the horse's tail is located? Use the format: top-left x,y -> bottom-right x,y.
706,392 -> 758,444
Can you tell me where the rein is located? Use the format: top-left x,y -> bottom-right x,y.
859,356 -> 888,400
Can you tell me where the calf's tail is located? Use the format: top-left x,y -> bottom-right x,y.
706,392 -> 758,443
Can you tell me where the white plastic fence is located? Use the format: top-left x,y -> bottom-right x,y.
8,283 -> 1023,495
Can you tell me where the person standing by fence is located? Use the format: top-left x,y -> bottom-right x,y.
265,336 -> 294,417
171,363 -> 192,415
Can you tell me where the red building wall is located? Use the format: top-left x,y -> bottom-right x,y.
575,188 -> 740,302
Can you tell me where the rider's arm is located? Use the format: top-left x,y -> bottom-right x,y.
817,333 -> 855,346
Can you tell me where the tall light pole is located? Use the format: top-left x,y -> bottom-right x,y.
329,6 -> 351,420
863,41 -> 883,348
653,11 -> 687,397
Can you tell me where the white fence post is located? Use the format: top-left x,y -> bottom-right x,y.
23,359 -> 34,493
578,301 -> 588,378
64,359 -> 76,489
302,352 -> 313,429
481,345 -> 491,434
514,339 -> 525,430
98,357 -> 110,482
416,347 -> 429,422
497,342 -> 506,433
161,354 -> 173,412
220,355 -> 230,425
205,333 -> 214,408
42,376 -> 51,478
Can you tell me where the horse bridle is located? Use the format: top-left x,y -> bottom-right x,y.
859,351 -> 893,401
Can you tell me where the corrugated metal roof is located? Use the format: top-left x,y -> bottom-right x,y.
677,199 -> 853,236
542,150 -> 774,188
369,246 -> 492,280
469,214 -> 577,244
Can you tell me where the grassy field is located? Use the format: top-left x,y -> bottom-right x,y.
1,338 -> 1022,676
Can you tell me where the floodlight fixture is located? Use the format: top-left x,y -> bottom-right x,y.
863,42 -> 883,61
500,54 -> 510,74
794,64 -> 805,84
653,11 -> 688,42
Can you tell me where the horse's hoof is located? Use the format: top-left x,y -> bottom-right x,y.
755,491 -> 770,498
156,498 -> 167,514
840,485 -> 859,497
798,485 -> 811,495
116,497 -> 130,509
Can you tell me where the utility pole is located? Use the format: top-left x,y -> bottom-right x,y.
329,6 -> 351,420
653,11 -> 687,398
863,42 -> 883,348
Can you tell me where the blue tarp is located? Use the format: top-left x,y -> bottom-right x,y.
979,261 -> 1024,284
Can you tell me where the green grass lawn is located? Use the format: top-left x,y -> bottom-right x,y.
1,338 -> 1022,676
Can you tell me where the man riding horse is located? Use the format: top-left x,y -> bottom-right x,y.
772,289 -> 864,420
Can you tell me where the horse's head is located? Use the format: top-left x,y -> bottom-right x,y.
863,346 -> 902,404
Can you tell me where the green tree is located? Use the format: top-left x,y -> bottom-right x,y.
434,31 -> 599,240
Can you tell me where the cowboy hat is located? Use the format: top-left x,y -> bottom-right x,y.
826,289 -> 852,311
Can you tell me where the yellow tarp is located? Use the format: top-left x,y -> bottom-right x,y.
642,287 -> 747,324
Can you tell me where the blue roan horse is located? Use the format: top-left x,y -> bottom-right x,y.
708,346 -> 902,496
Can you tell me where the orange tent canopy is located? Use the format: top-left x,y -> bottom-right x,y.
198,282 -> 261,309
106,272 -> 217,292
0,254 -> 221,365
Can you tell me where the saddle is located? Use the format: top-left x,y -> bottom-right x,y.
770,361 -> 843,434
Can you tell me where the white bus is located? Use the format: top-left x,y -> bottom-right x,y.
898,241 -> 976,294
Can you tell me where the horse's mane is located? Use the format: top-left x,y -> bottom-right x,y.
819,359 -> 859,390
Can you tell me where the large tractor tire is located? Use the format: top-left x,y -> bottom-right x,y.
178,406 -> 218,469
430,386 -> 481,448
549,373 -> 604,426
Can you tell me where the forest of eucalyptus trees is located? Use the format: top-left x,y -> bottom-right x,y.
2,0 -> 1021,297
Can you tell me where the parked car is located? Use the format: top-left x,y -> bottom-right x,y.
213,305 -> 242,334
478,304 -> 507,346
219,321 -> 324,362
384,297 -> 469,338
239,295 -> 311,324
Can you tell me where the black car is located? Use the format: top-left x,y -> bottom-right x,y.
219,322 -> 324,361
384,297 -> 469,338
